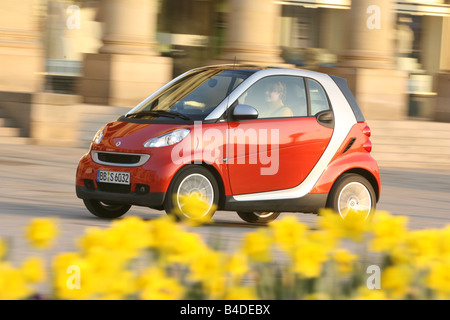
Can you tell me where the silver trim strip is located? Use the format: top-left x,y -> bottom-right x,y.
91,151 -> 150,167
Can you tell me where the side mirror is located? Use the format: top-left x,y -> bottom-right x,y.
232,104 -> 259,120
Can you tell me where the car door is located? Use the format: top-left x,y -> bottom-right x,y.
226,75 -> 334,195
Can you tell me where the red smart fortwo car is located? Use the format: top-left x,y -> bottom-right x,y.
76,65 -> 380,223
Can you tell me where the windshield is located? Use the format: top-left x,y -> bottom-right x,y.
127,68 -> 255,121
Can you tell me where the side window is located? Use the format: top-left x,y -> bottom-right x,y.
307,78 -> 330,116
237,76 -> 308,119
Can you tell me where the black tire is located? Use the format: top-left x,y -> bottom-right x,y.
326,173 -> 376,220
237,211 -> 281,224
164,165 -> 219,222
83,199 -> 131,219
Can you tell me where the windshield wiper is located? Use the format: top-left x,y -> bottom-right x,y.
126,110 -> 192,120
164,110 -> 193,120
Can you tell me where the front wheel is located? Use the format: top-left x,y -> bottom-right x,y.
237,211 -> 281,224
326,173 -> 376,220
164,165 -> 219,223
83,199 -> 131,219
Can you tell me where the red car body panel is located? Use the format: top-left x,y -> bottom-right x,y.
226,117 -> 332,195
309,122 -> 380,196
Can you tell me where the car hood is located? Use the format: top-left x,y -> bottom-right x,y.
93,120 -> 190,152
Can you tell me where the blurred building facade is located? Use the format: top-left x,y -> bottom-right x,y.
0,0 -> 450,145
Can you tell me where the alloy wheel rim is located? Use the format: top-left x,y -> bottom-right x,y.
176,173 -> 214,219
337,182 -> 372,219
254,212 -> 277,218
100,201 -> 124,211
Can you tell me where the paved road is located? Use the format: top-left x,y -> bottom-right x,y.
1,144 -> 449,267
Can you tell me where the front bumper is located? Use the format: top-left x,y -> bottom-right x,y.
75,149 -> 176,210
76,185 -> 165,210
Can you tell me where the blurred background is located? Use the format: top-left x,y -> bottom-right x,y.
0,0 -> 449,168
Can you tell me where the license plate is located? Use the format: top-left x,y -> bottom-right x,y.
97,170 -> 130,185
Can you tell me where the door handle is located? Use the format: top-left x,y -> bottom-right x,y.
316,110 -> 334,128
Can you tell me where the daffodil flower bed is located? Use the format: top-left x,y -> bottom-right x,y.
1,196 -> 450,300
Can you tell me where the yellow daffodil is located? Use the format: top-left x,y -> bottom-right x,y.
381,264 -> 413,299
138,267 -> 184,300
388,244 -> 412,265
269,215 -> 308,252
110,216 -> 154,250
308,230 -> 338,253
159,230 -> 207,266
291,240 -> 329,278
202,273 -> 227,299
147,215 -> 184,252
85,247 -> 128,283
305,293 -> 331,300
353,287 -> 388,300
0,262 -> 31,300
318,209 -> 369,242
225,252 -> 249,282
183,247 -> 229,298
369,211 -> 408,252
332,249 -> 358,274
77,227 -> 107,253
426,261 -> 450,299
224,286 -> 259,300
52,252 -> 94,300
437,226 -> 450,262
241,229 -> 273,263
175,193 -> 217,226
25,218 -> 59,249
9,209 -> 450,300
406,229 -> 440,268
101,269 -> 136,299
85,216 -> 154,261
21,257 -> 45,283
79,216 -> 155,261
189,249 -> 225,282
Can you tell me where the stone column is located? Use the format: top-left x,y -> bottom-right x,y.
340,0 -> 396,69
434,16 -> 450,122
98,0 -> 158,56
80,0 -> 172,107
0,0 -> 44,92
325,0 -> 408,120
217,0 -> 285,65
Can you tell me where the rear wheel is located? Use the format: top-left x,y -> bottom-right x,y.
237,211 -> 281,224
326,173 -> 376,220
83,199 -> 131,219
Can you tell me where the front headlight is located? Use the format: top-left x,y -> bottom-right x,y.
92,125 -> 106,144
144,128 -> 190,148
